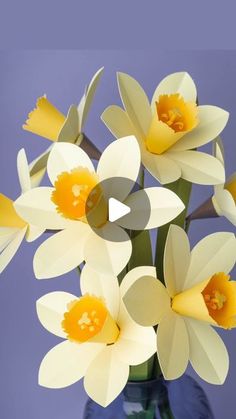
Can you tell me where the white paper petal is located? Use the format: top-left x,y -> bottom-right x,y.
186,319 -> 229,384
157,310 -> 189,380
141,147 -> 181,184
25,224 -> 44,242
0,227 -> 20,252
33,224 -> 89,279
39,340 -> 104,389
0,227 -> 27,274
57,105 -> 79,143
84,345 -> 129,407
97,136 -> 140,201
14,187 -> 76,229
117,72 -> 152,140
184,232 -> 236,290
78,67 -> 104,131
167,150 -> 225,185
120,265 -> 156,298
47,142 -> 95,185
114,302 -> 156,365
118,187 -> 184,230
164,225 -> 191,297
213,189 -> 236,226
170,106 -> 229,151
36,291 -> 77,338
151,72 -> 197,112
123,275 -> 170,326
17,149 -> 31,193
80,264 -> 120,320
101,105 -> 136,139
84,224 -> 132,275
213,136 -> 225,164
29,145 -> 52,187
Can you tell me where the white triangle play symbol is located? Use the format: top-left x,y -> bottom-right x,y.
108,197 -> 131,222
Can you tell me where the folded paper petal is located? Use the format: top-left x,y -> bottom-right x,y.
36,291 -> 76,338
117,72 -> 152,141
0,227 -> 27,274
114,302 -> 156,365
39,340 -> 104,389
141,147 -> 181,184
84,224 -> 132,275
29,145 -> 52,186
47,142 -> 95,185
156,310 -> 189,380
164,225 -> 191,297
14,187 -> 76,230
186,319 -> 229,384
78,67 -> 104,131
0,227 -> 20,252
123,275 -> 170,326
119,187 -> 184,230
212,189 -> 236,226
170,106 -> 229,151
25,224 -> 44,242
57,105 -> 79,143
151,72 -> 197,112
17,149 -> 31,193
184,232 -> 236,290
0,193 -> 26,229
80,264 -> 120,320
97,136 -> 140,201
167,150 -> 225,185
33,224 -> 89,279
101,105 -> 136,139
84,345 -> 129,407
120,265 -> 156,298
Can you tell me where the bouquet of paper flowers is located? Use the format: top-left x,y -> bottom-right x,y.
1,68 -> 235,418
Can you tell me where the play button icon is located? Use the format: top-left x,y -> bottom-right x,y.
108,198 -> 131,222
85,176 -> 151,242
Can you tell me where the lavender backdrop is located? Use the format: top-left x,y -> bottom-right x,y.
0,50 -> 235,419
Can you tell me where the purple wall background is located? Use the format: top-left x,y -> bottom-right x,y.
0,50 -> 235,418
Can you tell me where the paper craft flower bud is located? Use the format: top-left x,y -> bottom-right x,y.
124,225 -> 236,384
37,266 -> 156,407
102,71 -> 228,185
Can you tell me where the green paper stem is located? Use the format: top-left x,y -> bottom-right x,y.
155,178 -> 192,283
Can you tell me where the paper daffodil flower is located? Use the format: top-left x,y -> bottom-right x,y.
102,71 -> 228,185
212,138 -> 236,226
124,225 -> 236,384
14,137 -> 184,278
24,68 -> 103,183
0,149 -> 44,274
36,265 -> 156,407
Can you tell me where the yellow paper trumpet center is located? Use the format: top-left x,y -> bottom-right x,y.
202,272 -> 236,328
145,94 -> 198,155
62,295 -> 119,344
51,168 -> 100,220
23,96 -> 66,142
156,94 -> 198,133
225,175 -> 236,203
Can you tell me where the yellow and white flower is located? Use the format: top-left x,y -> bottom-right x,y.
102,72 -> 228,185
0,149 -> 44,274
124,225 -> 236,384
212,138 -> 236,226
37,265 -> 156,407
14,137 -> 184,278
24,68 -> 104,182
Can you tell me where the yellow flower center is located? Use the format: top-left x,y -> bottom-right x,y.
156,94 -> 198,133
202,272 -> 236,328
225,175 -> 236,203
51,168 -> 101,220
62,295 -> 119,344
145,94 -> 198,155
